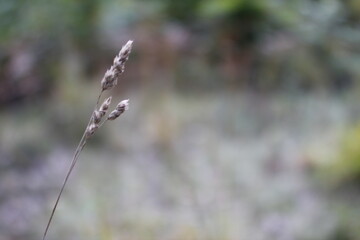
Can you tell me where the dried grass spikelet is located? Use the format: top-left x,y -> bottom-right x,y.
43,40 -> 133,240
93,96 -> 112,124
101,40 -> 133,91
86,123 -> 98,137
99,96 -> 112,114
108,99 -> 129,120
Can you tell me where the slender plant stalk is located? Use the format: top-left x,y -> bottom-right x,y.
42,138 -> 86,240
43,40 -> 133,240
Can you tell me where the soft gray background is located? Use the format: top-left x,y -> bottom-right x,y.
1,0 -> 360,239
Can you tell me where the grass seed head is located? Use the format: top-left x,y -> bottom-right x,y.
86,123 -> 98,137
99,96 -> 112,115
101,40 -> 133,91
108,99 -> 129,120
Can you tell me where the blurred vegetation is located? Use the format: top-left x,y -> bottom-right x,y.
2,0 -> 360,240
326,123 -> 360,184
1,0 -> 360,106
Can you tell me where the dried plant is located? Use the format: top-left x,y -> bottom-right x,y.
43,40 -> 133,240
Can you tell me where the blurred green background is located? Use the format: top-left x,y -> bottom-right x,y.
1,0 -> 360,239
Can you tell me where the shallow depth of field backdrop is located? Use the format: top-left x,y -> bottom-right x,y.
1,0 -> 360,239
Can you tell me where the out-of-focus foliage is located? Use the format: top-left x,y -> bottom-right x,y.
162,0 -> 203,22
0,0 -> 98,43
1,0 -> 360,98
199,0 -> 266,18
2,0 -> 360,240
327,123 -> 360,184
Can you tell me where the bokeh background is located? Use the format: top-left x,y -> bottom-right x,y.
1,0 -> 360,239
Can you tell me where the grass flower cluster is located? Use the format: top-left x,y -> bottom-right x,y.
43,40 -> 133,240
